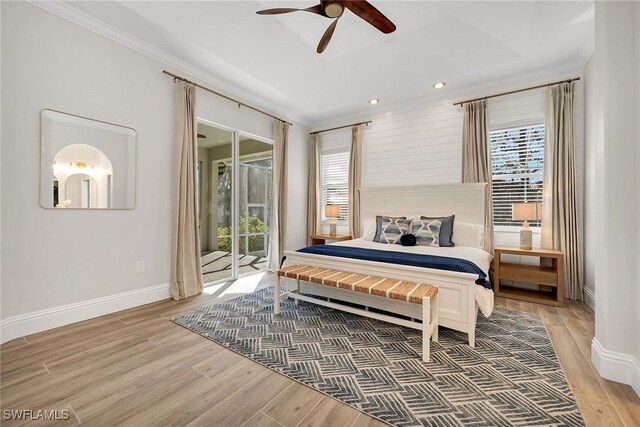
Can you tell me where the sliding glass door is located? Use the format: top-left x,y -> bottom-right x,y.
196,120 -> 273,285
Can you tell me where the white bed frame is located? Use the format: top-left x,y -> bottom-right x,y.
282,183 -> 488,347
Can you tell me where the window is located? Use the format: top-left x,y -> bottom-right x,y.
490,124 -> 545,228
321,150 -> 349,221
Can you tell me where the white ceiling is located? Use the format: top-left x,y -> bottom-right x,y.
63,1 -> 594,125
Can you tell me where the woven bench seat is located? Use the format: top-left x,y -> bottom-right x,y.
277,264 -> 438,305
276,264 -> 439,362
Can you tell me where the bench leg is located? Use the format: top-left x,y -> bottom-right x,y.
432,293 -> 439,343
422,296 -> 431,362
295,278 -> 300,305
274,275 -> 281,315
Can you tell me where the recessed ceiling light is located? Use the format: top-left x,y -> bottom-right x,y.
433,82 -> 446,89
369,98 -> 379,105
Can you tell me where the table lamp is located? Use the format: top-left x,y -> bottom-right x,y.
512,202 -> 542,250
325,204 -> 341,236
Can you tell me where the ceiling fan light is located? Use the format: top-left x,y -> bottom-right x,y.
433,82 -> 446,89
324,3 -> 343,18
369,98 -> 379,105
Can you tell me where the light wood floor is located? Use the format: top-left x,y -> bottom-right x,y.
1,274 -> 638,427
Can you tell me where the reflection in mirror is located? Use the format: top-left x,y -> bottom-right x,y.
53,144 -> 112,208
40,110 -> 136,209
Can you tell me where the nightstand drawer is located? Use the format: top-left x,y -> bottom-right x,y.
500,262 -> 558,286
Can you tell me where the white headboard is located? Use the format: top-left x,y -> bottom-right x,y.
359,183 -> 488,231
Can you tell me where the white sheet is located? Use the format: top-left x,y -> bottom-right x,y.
330,238 -> 495,317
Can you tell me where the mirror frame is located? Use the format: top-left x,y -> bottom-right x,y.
39,109 -> 137,210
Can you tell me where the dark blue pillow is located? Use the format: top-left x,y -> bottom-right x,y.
400,233 -> 417,247
420,215 -> 455,247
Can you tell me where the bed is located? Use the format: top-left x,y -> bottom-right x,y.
281,183 -> 494,347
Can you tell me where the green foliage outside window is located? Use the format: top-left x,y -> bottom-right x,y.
217,214 -> 269,254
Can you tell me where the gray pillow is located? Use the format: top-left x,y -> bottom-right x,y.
410,218 -> 442,247
421,215 -> 455,247
373,216 -> 411,244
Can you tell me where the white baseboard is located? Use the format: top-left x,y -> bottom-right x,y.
0,283 -> 171,344
592,337 -> 640,397
583,287 -> 596,311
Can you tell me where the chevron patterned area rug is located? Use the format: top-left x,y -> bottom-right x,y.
172,288 -> 585,426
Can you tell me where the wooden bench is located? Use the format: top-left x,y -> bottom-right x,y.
275,265 -> 439,362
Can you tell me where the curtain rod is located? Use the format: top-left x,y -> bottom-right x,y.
310,120 -> 372,135
453,77 -> 581,107
162,70 -> 293,126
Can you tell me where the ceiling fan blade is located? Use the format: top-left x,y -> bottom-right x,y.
317,19 -> 338,53
197,133 -> 206,139
342,1 -> 396,33
257,4 -> 324,16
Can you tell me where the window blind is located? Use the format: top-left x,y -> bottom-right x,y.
490,124 -> 545,227
321,151 -> 349,221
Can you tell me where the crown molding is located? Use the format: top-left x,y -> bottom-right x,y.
26,0 -> 311,127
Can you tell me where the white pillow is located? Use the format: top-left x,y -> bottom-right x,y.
452,221 -> 484,249
362,217 -> 377,240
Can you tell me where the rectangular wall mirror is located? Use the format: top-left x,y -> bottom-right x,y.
40,110 -> 136,209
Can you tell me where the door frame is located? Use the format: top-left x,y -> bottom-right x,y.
197,118 -> 273,287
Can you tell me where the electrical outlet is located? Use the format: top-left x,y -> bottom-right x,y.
136,261 -> 145,273
165,200 -> 172,211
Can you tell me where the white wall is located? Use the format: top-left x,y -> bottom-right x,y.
316,80 -> 584,259
583,55 -> 597,309
0,1 -> 308,342
588,0 -> 640,395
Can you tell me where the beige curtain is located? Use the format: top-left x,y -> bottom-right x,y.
542,82 -> 583,300
348,125 -> 363,238
462,100 -> 494,253
170,81 -> 204,300
307,133 -> 321,243
269,119 -> 289,270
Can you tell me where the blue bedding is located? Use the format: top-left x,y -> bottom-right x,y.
296,244 -> 492,289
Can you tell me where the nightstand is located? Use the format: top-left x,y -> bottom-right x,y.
493,246 -> 564,306
309,234 -> 352,245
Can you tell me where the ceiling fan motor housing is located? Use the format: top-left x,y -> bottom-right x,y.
323,2 -> 344,18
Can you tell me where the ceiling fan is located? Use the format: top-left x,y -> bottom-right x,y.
257,1 -> 396,53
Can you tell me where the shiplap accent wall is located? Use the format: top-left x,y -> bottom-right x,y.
319,78 -> 585,253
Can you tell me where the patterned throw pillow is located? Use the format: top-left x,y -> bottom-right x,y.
373,216 -> 411,244
410,218 -> 442,247
421,215 -> 455,247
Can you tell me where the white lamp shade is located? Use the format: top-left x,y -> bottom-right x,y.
512,202 -> 542,221
325,204 -> 341,218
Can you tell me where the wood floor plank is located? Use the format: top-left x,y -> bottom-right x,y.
0,363 -> 50,391
557,300 -> 591,322
186,370 -> 292,427
0,337 -> 29,353
575,301 -> 595,321
296,397 -> 361,427
575,393 -> 625,427
0,316 -> 167,374
531,303 -> 565,327
261,381 -> 324,426
69,337 -> 222,421
132,365 -> 272,427
545,324 -> 610,402
1,339 -> 159,410
192,346 -> 252,379
562,317 -> 595,364
598,378 -> 640,427
494,297 -> 508,308
350,413 -> 388,427
80,368 -> 207,426
242,411 -> 284,427
506,298 -> 533,313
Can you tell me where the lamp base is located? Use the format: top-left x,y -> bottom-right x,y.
519,228 -> 533,250
329,222 -> 337,237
